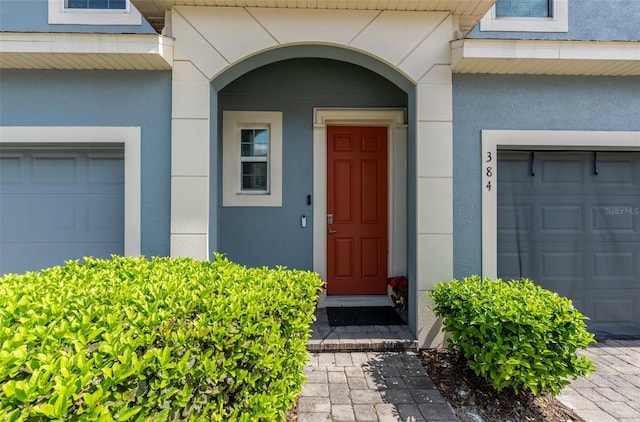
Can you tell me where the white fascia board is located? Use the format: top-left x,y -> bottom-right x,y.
453,39 -> 640,62
451,38 -> 640,75
0,32 -> 174,69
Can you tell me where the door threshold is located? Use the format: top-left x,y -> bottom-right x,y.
323,295 -> 393,308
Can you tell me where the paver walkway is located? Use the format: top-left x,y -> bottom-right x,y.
557,339 -> 640,422
299,351 -> 458,422
306,308 -> 640,422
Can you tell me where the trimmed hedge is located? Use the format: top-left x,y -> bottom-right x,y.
429,276 -> 596,396
0,255 -> 323,421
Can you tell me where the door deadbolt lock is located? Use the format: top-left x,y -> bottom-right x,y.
327,214 -> 333,224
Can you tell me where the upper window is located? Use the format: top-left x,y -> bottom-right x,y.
480,0 -> 568,32
223,111 -> 283,207
48,0 -> 142,25
65,0 -> 127,10
495,0 -> 550,18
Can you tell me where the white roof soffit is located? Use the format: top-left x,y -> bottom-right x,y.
452,38 -> 640,76
131,0 -> 495,34
0,33 -> 173,70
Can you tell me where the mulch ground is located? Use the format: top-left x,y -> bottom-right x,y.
420,348 -> 584,422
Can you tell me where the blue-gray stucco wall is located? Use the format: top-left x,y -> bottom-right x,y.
468,0 -> 640,41
0,0 -> 156,33
453,74 -> 640,279
0,69 -> 172,257
216,58 -> 408,270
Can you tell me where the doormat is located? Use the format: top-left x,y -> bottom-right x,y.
326,306 -> 406,326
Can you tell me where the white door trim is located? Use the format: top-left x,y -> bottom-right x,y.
313,108 -> 407,306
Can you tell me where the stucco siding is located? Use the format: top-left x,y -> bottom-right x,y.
0,69 -> 172,257
468,0 -> 640,41
452,74 -> 640,278
0,0 -> 155,33
217,58 -> 407,270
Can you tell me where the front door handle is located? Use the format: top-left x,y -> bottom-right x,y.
328,228 -> 337,234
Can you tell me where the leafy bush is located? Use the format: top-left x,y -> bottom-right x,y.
429,276 -> 596,396
0,254 -> 323,421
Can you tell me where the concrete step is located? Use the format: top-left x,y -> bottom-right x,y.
308,308 -> 418,352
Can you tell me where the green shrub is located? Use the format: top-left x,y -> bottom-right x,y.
0,254 -> 323,421
429,276 -> 596,396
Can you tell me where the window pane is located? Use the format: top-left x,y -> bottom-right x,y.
496,0 -> 550,17
67,0 -> 89,7
88,0 -> 108,8
241,129 -> 268,157
109,0 -> 126,9
242,162 -> 268,191
68,0 -> 126,9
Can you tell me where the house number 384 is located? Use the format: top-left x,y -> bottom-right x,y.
485,151 -> 493,191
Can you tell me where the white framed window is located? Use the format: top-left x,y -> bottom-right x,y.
496,0 -> 551,17
222,111 -> 282,207
480,0 -> 568,32
65,0 -> 127,10
48,0 -> 142,25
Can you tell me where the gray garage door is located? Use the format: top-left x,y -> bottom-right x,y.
0,146 -> 124,276
498,151 -> 640,338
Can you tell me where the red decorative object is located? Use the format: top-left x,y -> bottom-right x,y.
387,276 -> 408,310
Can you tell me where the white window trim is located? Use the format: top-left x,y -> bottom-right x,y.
0,126 -> 141,256
48,0 -> 142,25
222,111 -> 282,207
480,0 -> 568,32
481,130 -> 640,280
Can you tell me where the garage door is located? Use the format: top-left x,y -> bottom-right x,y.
498,151 -> 640,338
0,146 -> 124,275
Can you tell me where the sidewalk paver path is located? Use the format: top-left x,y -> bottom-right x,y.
557,339 -> 640,422
299,351 -> 458,422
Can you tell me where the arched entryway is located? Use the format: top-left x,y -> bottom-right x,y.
168,6 -> 456,345
214,57 -> 409,309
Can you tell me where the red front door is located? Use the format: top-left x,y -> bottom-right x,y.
327,126 -> 388,295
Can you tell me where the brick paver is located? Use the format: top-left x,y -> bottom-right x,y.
557,339 -> 640,422
298,351 -> 458,422
306,309 -> 640,422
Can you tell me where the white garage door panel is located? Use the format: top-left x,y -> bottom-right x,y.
0,148 -> 124,275
498,151 -> 640,337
